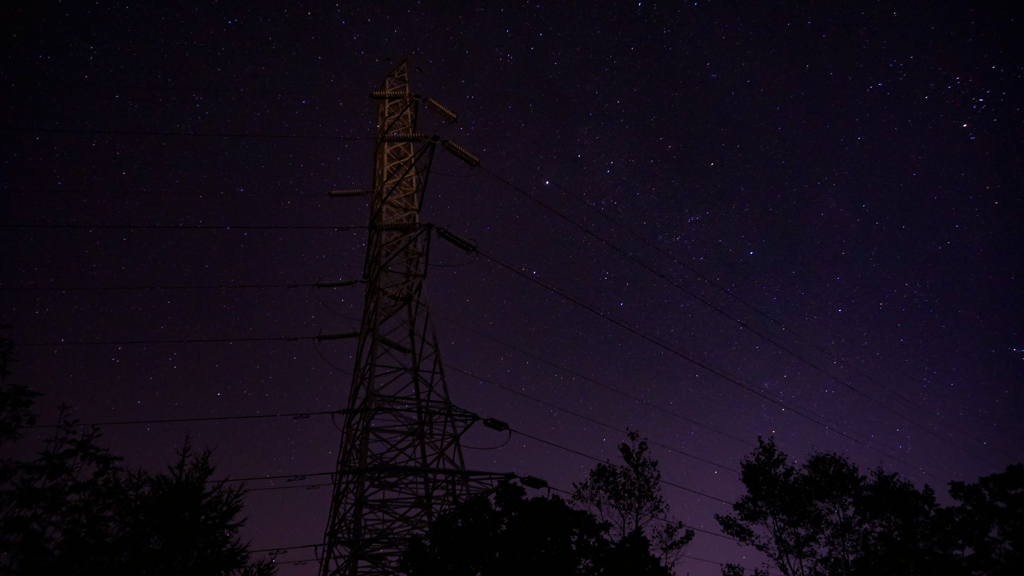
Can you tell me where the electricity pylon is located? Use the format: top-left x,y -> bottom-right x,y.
319,61 -> 510,576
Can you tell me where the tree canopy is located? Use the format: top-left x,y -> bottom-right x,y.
401,430 -> 691,576
716,436 -> 1022,576
572,429 -> 694,570
0,331 -> 274,575
400,481 -> 669,576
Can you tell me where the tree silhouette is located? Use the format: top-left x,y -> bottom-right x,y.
0,333 -> 275,575
400,481 -> 669,576
572,429 -> 694,569
111,439 -> 276,576
945,463 -> 1023,576
714,436 -> 1024,576
0,410 -> 276,575
0,402 -> 127,572
714,437 -> 820,576
0,324 -> 38,444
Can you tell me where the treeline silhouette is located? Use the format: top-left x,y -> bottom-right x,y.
0,328 -> 275,575
401,430 -> 693,576
716,437 -> 1022,576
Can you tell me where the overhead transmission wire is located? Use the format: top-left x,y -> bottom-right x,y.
7,123 -> 997,458
303,297 -> 743,471
0,210 -> 774,560
303,286 -> 754,463
246,489 -> 769,572
18,329 -> 361,347
6,106 -> 954,571
4,277 -> 758,454
9,256 -> 950,477
8,108 -> 979,441
20,336 -> 313,347
10,78 -> 317,97
5,187 -> 334,199
537,168 -> 1009,459
304,285 -> 746,473
499,425 -> 735,505
477,166 -> 974,475
434,312 -> 755,448
0,282 -> 318,292
473,246 -> 950,482
26,410 -> 338,429
0,126 -> 376,140
0,275 -> 827,478
6,225 -> 953,475
221,430 -> 738,507
7,129 -> 967,474
246,480 -> 749,551
0,224 -> 365,231
18,388 -> 738,508
537,482 -> 741,545
248,482 -> 332,493
481,165 -> 976,460
446,364 -> 739,473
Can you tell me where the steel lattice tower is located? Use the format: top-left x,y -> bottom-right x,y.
319,62 -> 509,576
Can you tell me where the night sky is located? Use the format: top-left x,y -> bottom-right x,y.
2,1 -> 1022,573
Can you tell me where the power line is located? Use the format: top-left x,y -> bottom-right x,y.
146,415 -> 736,506
17,103 -> 972,455
5,187 -> 332,199
18,333 -> 356,347
1,224 -> 365,231
248,478 -> 742,545
543,484 -> 740,544
26,410 -> 338,429
315,233 -> 953,480
10,78 -> 317,97
243,487 -> 776,571
250,543 -> 766,573
310,288 -> 755,462
251,544 -> 321,554
312,292 -> 757,466
23,346 -> 739,476
508,426 -> 735,506
475,247 -> 949,482
224,471 -> 335,484
270,558 -> 318,567
448,364 -> 739,473
7,237 -> 953,479
248,482 -> 332,493
0,126 -> 375,140
436,313 -> 755,448
543,172 -> 1010,460
480,166 -> 985,468
0,283 -> 313,292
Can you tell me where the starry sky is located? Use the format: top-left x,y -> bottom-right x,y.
2,1 -> 1022,573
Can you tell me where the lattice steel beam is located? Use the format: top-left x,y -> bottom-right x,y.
319,62 -> 509,576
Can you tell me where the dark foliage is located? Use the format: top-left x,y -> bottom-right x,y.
715,436 -> 1022,576
111,440 -> 274,576
945,463 -> 1023,576
400,481 -> 670,576
0,339 -> 275,576
0,414 -> 276,575
0,325 -> 39,445
0,406 -> 125,573
572,429 -> 694,569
